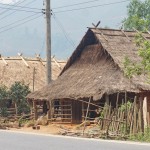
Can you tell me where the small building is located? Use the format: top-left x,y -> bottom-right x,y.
0,55 -> 66,91
27,28 -> 150,125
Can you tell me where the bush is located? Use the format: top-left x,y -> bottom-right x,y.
9,81 -> 31,115
129,128 -> 150,142
0,85 -> 9,117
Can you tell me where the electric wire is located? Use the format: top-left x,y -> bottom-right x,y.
0,1 -> 42,11
52,12 -> 75,48
0,13 -> 38,30
0,14 -> 42,34
0,5 -> 41,14
53,0 -> 130,13
0,0 -> 27,15
52,0 -> 104,9
0,0 -> 39,20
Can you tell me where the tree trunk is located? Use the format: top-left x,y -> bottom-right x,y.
15,102 -> 18,117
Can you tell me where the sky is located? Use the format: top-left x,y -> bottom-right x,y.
0,0 -> 130,59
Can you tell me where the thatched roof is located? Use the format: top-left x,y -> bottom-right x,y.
27,28 -> 150,100
0,55 -> 66,91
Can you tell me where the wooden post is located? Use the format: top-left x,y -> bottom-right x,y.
30,99 -> 33,116
83,97 -> 91,135
33,67 -> 36,92
47,100 -> 51,120
82,102 -> 84,122
46,0 -> 52,84
1,56 -> 8,65
133,96 -> 137,134
116,93 -> 119,109
52,56 -> 62,70
18,53 -> 29,68
105,94 -> 109,108
143,97 -> 148,128
139,96 -> 144,132
33,101 -> 38,120
125,91 -> 128,134
14,102 -> 18,117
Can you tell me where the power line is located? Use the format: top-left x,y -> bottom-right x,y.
53,0 -> 130,13
0,14 -> 42,34
52,12 -> 75,48
0,1 -> 41,11
0,13 -> 38,30
0,5 -> 41,14
0,0 -> 39,20
0,0 -> 27,15
52,0 -> 102,9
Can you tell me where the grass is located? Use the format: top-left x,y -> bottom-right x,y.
129,128 -> 150,142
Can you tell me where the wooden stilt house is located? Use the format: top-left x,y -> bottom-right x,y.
27,28 -> 150,125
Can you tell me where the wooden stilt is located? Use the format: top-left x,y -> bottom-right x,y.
133,96 -> 137,134
125,91 -> 128,134
105,94 -> 109,106
139,96 -> 144,132
143,97 -> 148,129
33,101 -> 38,120
48,100 -> 52,120
83,97 -> 92,135
116,93 -> 119,109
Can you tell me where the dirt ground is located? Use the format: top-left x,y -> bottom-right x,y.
9,123 -> 80,135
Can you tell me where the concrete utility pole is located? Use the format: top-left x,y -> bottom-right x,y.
46,0 -> 51,84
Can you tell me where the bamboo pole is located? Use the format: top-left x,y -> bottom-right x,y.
83,97 -> 92,135
116,93 -> 119,109
133,96 -> 137,134
33,101 -> 38,120
139,96 -> 144,132
143,97 -> 148,129
47,101 -> 51,120
125,91 -> 128,134
18,53 -> 29,68
77,99 -> 103,109
1,56 -> 8,65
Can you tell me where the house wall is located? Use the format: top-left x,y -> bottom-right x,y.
72,100 -> 82,124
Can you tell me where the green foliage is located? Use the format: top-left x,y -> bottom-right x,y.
0,107 -> 8,117
0,85 -> 9,105
0,85 -> 9,117
123,0 -> 150,31
129,128 -> 150,142
9,82 -> 31,115
135,34 -> 150,73
119,101 -> 132,111
123,0 -> 150,78
123,34 -> 150,80
123,56 -> 142,79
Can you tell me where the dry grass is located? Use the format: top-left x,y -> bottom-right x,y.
27,28 -> 150,101
0,56 -> 66,91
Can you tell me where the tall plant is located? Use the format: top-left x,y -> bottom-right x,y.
0,85 -> 9,117
9,82 -> 31,115
123,0 -> 150,31
123,34 -> 150,82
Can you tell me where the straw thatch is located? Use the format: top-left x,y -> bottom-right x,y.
0,56 -> 66,91
27,28 -> 150,100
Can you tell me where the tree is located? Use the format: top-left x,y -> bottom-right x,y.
123,0 -> 150,31
123,34 -> 150,81
0,85 -> 9,117
9,82 -> 31,116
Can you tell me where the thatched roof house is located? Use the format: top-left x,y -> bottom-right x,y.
27,28 -> 150,100
27,28 -> 150,124
0,55 -> 66,91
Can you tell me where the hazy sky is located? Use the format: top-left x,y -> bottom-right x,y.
0,0 -> 130,59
